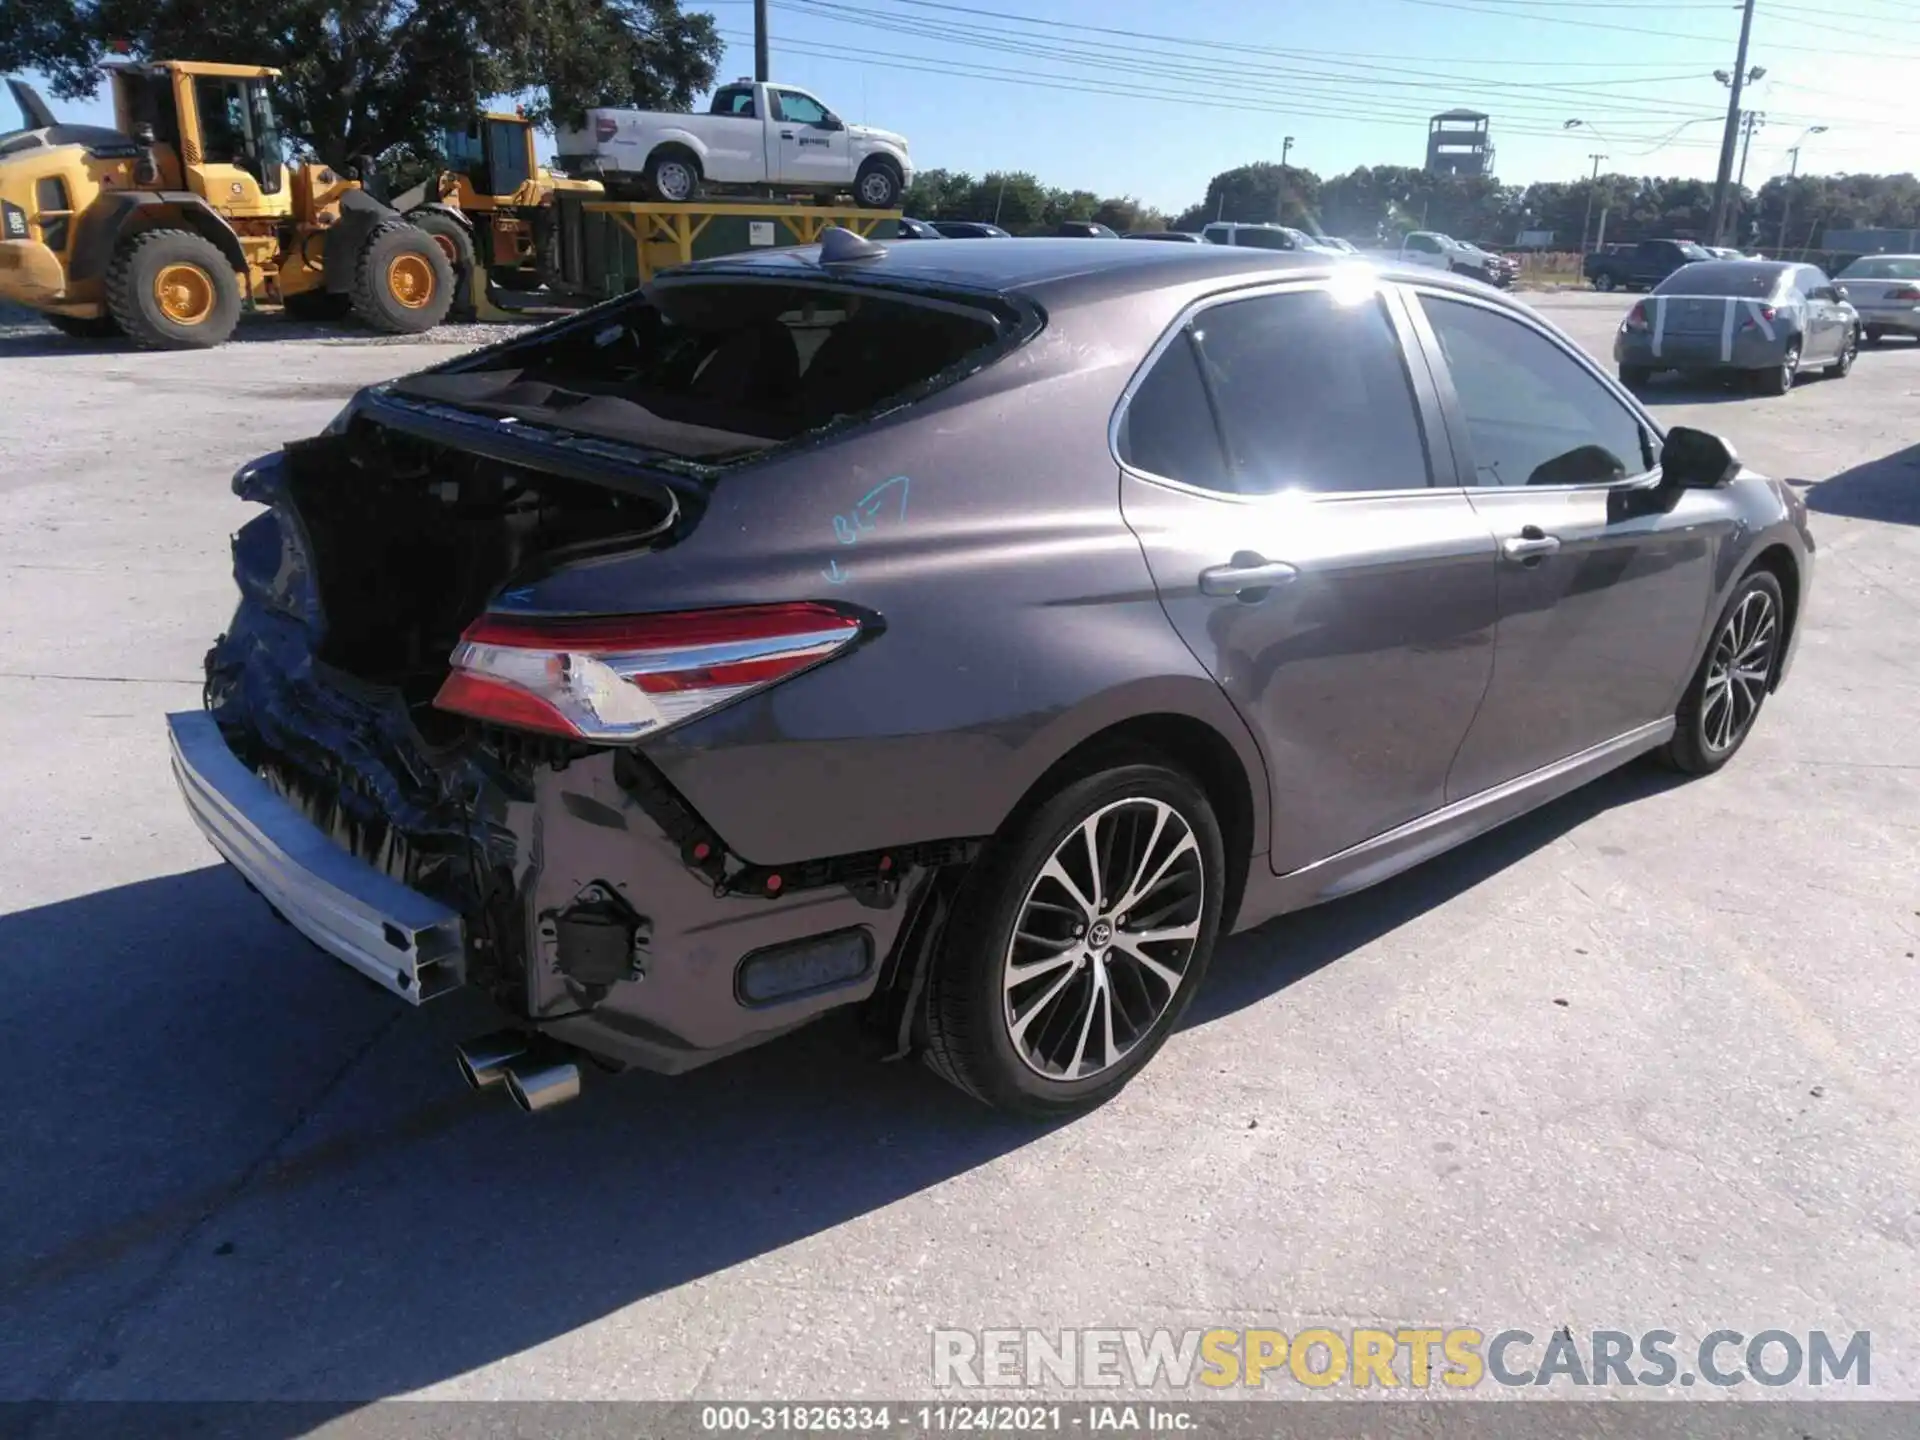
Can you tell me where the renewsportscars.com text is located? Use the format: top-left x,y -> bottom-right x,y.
933,1327 -> 1871,1391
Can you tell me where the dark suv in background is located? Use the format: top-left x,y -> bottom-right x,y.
1585,238 -> 1714,291
168,236 -> 1814,1117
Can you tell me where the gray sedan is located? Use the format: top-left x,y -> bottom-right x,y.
1835,254 -> 1920,343
1615,259 -> 1860,395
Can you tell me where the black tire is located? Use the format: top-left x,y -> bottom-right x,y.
1863,326 -> 1884,345
1826,326 -> 1858,378
1754,342 -> 1799,396
280,289 -> 352,321
922,762 -> 1226,1117
855,158 -> 902,210
1660,569 -> 1786,776
407,209 -> 477,320
350,220 -> 454,334
44,312 -> 121,340
105,229 -> 242,350
1594,272 -> 1617,292
642,146 -> 702,203
1618,364 -> 1651,389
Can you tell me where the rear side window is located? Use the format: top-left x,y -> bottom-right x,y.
712,86 -> 756,117
1184,289 -> 1431,494
1117,330 -> 1230,491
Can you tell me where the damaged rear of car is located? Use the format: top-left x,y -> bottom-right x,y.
174,251 -> 1040,1108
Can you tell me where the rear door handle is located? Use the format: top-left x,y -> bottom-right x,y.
780,129 -> 795,139
1199,555 -> 1299,598
1501,526 -> 1561,562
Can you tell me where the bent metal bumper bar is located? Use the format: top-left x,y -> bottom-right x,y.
166,710 -> 466,1004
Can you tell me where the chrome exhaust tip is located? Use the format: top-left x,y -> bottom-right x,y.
504,1060 -> 582,1113
455,1030 -> 529,1091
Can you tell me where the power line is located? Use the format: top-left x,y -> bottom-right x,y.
774,0 -> 1751,68
779,0 -> 1732,125
1377,0 -> 1920,58
725,29 -> 1725,145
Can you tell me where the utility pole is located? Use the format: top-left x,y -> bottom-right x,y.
1706,0 -> 1759,246
1580,153 -> 1607,254
1777,124 -> 1827,253
1731,110 -> 1763,245
1282,135 -> 1294,167
754,0 -> 770,81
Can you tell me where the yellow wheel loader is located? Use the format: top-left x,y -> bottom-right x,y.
392,112 -> 604,318
0,62 -> 454,348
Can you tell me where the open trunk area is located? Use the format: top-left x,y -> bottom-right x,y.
278,417 -> 681,721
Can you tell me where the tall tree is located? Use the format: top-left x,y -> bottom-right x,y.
0,0 -> 722,166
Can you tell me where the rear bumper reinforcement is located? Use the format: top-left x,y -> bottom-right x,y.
166,710 -> 467,1004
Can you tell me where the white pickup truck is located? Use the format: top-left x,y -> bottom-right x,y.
555,80 -> 912,209
1368,231 -> 1515,288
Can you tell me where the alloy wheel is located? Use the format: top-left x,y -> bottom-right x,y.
1701,589 -> 1777,753
1001,798 -> 1204,1081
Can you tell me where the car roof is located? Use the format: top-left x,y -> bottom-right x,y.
671,234 -> 1503,308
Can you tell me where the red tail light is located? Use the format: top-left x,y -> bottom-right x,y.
434,604 -> 863,742
1624,301 -> 1649,331
594,115 -> 619,143
1758,304 -> 1777,321
1887,285 -> 1920,302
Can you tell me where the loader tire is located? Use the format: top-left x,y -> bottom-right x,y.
407,209 -> 477,320
106,229 -> 241,350
350,220 -> 454,334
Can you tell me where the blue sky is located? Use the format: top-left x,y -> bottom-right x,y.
13,0 -> 1917,211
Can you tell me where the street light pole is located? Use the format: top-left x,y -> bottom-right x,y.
1706,0 -> 1760,246
1580,152 -> 1607,254
1777,124 -> 1827,253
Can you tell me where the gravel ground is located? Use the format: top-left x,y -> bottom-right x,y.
1,291 -> 1917,1418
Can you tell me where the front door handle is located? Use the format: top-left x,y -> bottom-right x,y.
779,129 -> 795,139
1501,526 -> 1561,563
1199,555 -> 1299,599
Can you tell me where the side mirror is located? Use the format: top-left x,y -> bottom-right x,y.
818,115 -> 844,131
1835,284 -> 1850,302
1660,425 -> 1740,489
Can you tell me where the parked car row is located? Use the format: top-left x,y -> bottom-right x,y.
1611,255 -> 1920,397
892,218 -> 1516,286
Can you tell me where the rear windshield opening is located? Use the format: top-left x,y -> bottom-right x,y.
393,280 -> 1015,462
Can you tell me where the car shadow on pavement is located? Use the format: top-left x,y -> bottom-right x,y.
1796,442 -> 1920,527
0,760 -> 1681,1414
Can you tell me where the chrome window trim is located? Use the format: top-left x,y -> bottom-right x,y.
1406,282 -> 1667,495
1107,273 -> 1443,504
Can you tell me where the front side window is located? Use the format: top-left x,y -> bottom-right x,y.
1177,288 -> 1430,494
773,90 -> 829,125
1420,295 -> 1654,488
1408,234 -> 1440,253
1235,228 -> 1294,251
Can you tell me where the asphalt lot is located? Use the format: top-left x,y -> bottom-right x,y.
1,290 -> 1917,1412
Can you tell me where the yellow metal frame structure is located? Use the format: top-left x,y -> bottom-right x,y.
584,200 -> 901,285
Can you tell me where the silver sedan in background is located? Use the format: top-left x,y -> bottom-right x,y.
1836,254 -> 1920,343
1615,259 -> 1860,396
